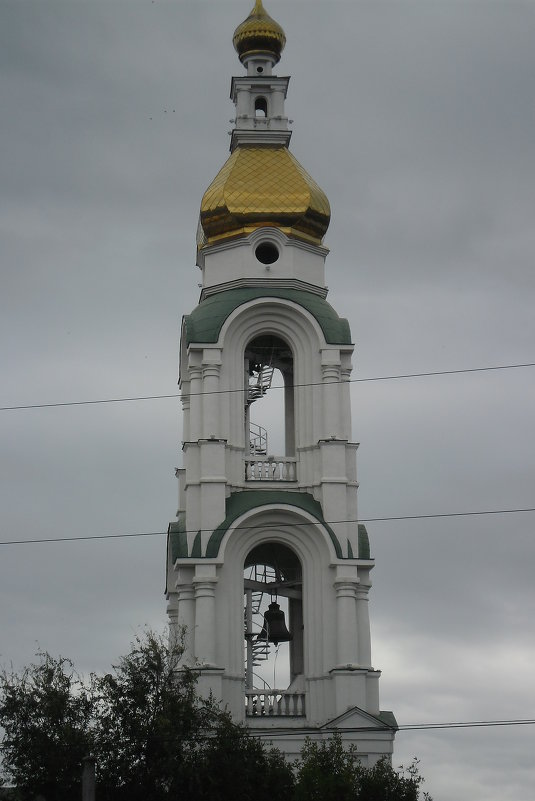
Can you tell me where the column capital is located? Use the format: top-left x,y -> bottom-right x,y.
202,363 -> 221,378
192,576 -> 219,598
321,364 -> 341,382
333,578 -> 359,599
176,584 -> 196,602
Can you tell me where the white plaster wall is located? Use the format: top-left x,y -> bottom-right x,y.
201,229 -> 327,290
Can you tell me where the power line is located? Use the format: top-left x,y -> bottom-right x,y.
244,718 -> 535,737
0,393 -> 180,412
10,717 -> 535,747
396,718 -> 535,732
1,361 -> 533,412
1,506 -> 533,547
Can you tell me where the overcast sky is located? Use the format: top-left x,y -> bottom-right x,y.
1,1 -> 534,798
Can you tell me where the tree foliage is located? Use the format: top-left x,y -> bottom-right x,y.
92,630 -> 222,801
1,634 -> 431,801
191,716 -> 295,801
0,631 -> 293,801
0,652 -> 92,801
295,733 -> 431,801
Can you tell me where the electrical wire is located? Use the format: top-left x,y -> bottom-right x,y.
1,362 -> 533,412
10,717 -> 535,745
1,506 -> 533,546
244,718 -> 535,737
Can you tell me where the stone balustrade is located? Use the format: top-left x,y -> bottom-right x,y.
245,456 -> 297,481
245,690 -> 306,717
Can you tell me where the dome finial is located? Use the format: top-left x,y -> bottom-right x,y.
233,0 -> 286,65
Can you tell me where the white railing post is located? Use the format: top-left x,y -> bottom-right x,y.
244,456 -> 298,482
245,690 -> 305,717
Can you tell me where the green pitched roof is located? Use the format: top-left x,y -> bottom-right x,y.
183,287 -> 352,346
375,710 -> 398,730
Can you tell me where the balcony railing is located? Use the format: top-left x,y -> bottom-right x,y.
245,456 -> 297,482
245,690 -> 306,717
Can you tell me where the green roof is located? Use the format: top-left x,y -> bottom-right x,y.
183,287 -> 352,346
168,517 -> 188,561
375,710 -> 398,730
168,495 -> 371,562
358,524 -> 371,559
206,490 -> 343,558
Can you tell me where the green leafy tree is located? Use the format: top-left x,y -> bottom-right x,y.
191,716 -> 295,801
0,652 -> 93,801
92,630 -> 223,801
0,632 -> 294,801
294,733 -> 359,801
1,637 -> 431,801
294,733 -> 431,801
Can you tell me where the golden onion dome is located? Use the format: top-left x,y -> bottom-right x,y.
199,145 -> 330,249
233,0 -> 286,64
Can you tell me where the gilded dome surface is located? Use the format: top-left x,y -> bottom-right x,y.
199,146 -> 331,248
233,0 -> 286,64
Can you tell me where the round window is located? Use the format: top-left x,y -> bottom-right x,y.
255,242 -> 279,265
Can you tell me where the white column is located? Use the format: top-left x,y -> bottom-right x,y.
202,361 -> 221,438
193,569 -> 218,666
333,577 -> 359,667
356,583 -> 372,668
271,88 -> 286,121
177,584 -> 196,664
188,364 -> 202,441
340,364 -> 353,440
167,593 -> 179,649
321,363 -> 341,439
180,379 -> 191,441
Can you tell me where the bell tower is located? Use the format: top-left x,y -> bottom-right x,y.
166,1 -> 396,763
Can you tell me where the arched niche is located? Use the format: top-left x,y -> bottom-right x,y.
216,505 -> 339,684
217,298 -> 327,450
244,541 -> 303,690
244,333 -> 295,458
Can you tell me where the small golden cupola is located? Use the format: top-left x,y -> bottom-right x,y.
198,1 -> 330,254
232,0 -> 286,66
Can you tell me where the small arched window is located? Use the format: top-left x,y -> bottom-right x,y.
255,97 -> 268,117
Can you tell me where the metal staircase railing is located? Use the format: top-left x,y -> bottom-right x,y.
249,422 -> 268,456
247,365 -> 275,406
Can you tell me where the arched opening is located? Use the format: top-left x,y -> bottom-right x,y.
244,334 -> 296,481
243,542 -> 303,700
254,96 -> 268,117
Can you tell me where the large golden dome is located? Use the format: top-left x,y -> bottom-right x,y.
199,146 -> 331,249
233,0 -> 286,64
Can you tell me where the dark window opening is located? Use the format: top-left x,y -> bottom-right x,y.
255,97 -> 268,117
255,242 -> 279,265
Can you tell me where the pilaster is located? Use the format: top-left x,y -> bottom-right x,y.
333,566 -> 359,667
201,351 -> 222,438
187,359 -> 202,442
318,438 -> 351,556
176,566 -> 196,665
356,581 -> 372,668
193,566 -> 219,667
321,356 -> 342,439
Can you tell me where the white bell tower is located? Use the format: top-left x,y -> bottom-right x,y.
166,1 -> 396,764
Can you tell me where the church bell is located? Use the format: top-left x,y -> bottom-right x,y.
257,601 -> 292,646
